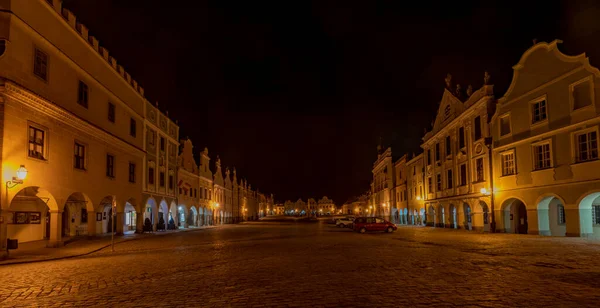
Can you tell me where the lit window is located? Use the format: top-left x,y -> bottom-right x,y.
533,143 -> 551,170
501,151 -> 515,176
575,131 -> 598,163
28,126 -> 46,160
475,158 -> 484,182
532,99 -> 547,124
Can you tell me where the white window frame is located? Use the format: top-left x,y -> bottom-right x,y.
572,126 -> 599,163
569,75 -> 595,113
529,95 -> 549,127
500,149 -> 516,176
499,112 -> 512,138
531,139 -> 553,171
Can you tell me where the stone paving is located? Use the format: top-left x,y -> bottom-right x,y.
0,222 -> 599,307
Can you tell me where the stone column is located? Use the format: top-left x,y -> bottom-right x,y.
153,208 -> 159,231
48,210 -> 63,247
527,208 -> 539,235
0,210 -> 8,258
565,206 -> 581,237
135,211 -> 144,233
116,212 -> 124,235
87,211 -> 97,237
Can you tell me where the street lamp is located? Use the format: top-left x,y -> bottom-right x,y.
7,165 -> 27,188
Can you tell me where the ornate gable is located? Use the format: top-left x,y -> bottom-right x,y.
430,89 -> 464,136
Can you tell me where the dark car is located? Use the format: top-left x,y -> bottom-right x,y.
353,217 -> 397,233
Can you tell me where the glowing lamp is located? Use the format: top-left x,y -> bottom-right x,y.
480,188 -> 488,195
416,196 -> 421,201
16,165 -> 27,181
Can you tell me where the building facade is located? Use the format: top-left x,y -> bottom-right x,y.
371,147 -> 393,220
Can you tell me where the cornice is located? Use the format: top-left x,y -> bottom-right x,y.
2,81 -> 145,157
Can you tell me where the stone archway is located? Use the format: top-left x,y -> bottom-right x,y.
501,198 -> 528,234
144,197 -> 158,231
437,204 -> 445,228
577,192 -> 600,238
97,196 -> 115,234
7,186 -> 60,245
537,194 -> 567,236
158,200 -> 169,231
124,201 -> 137,234
189,206 -> 198,227
63,192 -> 94,237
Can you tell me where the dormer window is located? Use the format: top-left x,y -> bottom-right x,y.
531,99 -> 548,124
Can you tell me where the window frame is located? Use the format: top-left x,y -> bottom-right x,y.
569,76 -> 595,113
458,126 -> 465,149
459,163 -> 467,186
27,123 -> 48,161
435,143 -> 440,162
529,95 -> 549,127
436,173 -> 442,191
33,46 -> 49,82
474,157 -> 484,183
77,80 -> 89,109
445,136 -> 451,157
148,166 -> 155,185
130,118 -> 137,137
531,139 -> 553,171
73,141 -> 87,170
500,149 -> 516,176
128,162 -> 136,183
573,127 -> 599,164
108,102 -> 116,123
446,169 -> 453,189
557,204 -> 566,225
106,153 -> 115,178
473,116 -> 482,141
499,113 -> 512,138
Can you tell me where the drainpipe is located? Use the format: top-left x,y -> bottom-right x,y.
485,137 -> 496,233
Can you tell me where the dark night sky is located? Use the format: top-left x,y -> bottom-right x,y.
63,0 -> 600,204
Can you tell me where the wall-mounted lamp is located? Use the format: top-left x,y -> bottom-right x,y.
7,165 -> 27,188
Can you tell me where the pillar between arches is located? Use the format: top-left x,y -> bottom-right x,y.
87,211 -> 97,237
135,211 -> 144,234
48,210 -> 64,248
564,205 -> 581,237
116,212 -> 124,235
527,208 -> 539,235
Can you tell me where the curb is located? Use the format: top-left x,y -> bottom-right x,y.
0,225 -> 220,266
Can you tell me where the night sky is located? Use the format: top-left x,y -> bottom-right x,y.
63,0 -> 600,204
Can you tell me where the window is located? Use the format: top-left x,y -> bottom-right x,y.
413,166 -> 416,175
28,126 -> 46,160
74,142 -> 85,170
459,164 -> 467,186
593,205 -> 600,225
427,177 -> 432,193
500,115 -> 511,137
459,127 -> 465,149
532,99 -> 548,124
168,174 -> 174,189
34,48 -> 48,81
129,163 -> 136,183
474,116 -> 482,140
159,172 -> 165,187
419,186 -> 422,198
445,136 -> 451,156
576,130 -> 598,162
501,151 -> 515,176
427,149 -> 431,165
148,167 -> 155,185
108,102 -> 115,123
447,169 -> 453,189
77,80 -> 88,108
557,204 -> 565,224
160,137 -> 165,151
81,208 -> 88,223
533,142 -> 551,170
106,154 -> 115,178
435,143 -> 440,161
475,158 -> 484,182
130,118 -> 137,137
436,173 -> 442,191
572,79 -> 593,110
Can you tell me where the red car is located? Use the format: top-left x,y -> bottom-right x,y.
353,217 -> 397,233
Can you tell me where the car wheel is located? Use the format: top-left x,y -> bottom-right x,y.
387,227 -> 393,233
359,227 -> 366,234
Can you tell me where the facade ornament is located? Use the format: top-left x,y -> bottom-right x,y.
155,101 -> 158,107
466,85 -> 473,96
455,84 -> 462,97
533,38 -> 538,45
484,71 -> 491,85
444,73 -> 452,89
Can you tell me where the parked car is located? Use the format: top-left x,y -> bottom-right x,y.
335,217 -> 354,228
353,217 -> 397,233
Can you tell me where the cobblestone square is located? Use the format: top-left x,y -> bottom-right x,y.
1,222 -> 600,307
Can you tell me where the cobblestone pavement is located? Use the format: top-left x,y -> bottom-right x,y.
1,222 -> 600,307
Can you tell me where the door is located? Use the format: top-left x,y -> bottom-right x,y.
45,211 -> 51,239
517,203 -> 528,234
